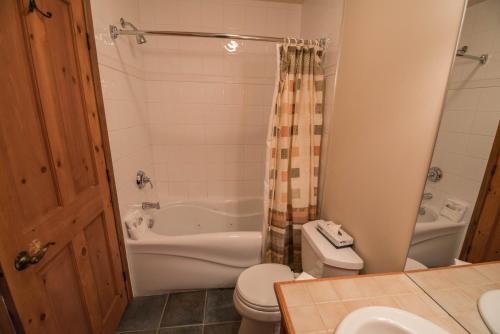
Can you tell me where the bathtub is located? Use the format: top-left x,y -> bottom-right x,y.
126,198 -> 263,295
408,206 -> 467,268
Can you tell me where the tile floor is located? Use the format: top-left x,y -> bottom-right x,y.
117,289 -> 241,334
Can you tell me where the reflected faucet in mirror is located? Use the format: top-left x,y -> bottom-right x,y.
418,192 -> 433,215
142,202 -> 160,210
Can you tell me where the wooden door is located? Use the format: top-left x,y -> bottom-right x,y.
461,123 -> 500,263
0,0 -> 128,333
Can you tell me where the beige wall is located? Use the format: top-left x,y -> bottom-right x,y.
321,0 -> 466,273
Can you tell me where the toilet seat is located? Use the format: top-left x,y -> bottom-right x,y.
234,263 -> 294,322
235,289 -> 279,312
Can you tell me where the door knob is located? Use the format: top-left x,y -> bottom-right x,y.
14,239 -> 55,271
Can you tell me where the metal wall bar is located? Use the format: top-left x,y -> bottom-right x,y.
456,46 -> 489,65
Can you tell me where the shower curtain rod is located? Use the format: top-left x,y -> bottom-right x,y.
109,19 -> 326,45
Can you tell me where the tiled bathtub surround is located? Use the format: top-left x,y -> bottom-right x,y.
90,0 -> 350,207
90,0 -> 158,216
139,0 -> 302,202
424,0 -> 500,227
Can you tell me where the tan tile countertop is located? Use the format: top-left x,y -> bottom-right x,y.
275,261 -> 500,334
275,272 -> 467,334
407,262 -> 500,334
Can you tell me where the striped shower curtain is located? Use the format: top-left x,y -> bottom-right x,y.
264,42 -> 325,272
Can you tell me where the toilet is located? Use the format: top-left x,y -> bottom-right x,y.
233,220 -> 364,334
405,257 -> 428,270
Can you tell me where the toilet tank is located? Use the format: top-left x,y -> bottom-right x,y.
301,221 -> 363,278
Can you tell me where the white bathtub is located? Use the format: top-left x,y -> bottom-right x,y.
408,206 -> 467,268
126,198 -> 263,296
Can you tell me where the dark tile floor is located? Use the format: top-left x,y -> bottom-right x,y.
116,289 -> 241,334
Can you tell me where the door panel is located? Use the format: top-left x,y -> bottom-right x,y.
39,246 -> 91,334
0,0 -> 128,333
85,215 -> 118,318
30,0 -> 97,194
0,0 -> 60,222
25,0 -> 97,203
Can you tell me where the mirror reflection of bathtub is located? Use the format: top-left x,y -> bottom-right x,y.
408,206 -> 467,268
126,198 -> 263,295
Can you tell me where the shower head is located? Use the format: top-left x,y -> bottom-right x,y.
120,17 -> 147,44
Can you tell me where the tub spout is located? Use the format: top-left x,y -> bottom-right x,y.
142,201 -> 160,210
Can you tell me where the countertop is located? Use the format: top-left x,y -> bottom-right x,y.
274,262 -> 500,334
407,262 -> 500,333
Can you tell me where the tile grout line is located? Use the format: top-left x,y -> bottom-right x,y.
158,319 -> 240,330
155,293 -> 169,334
202,289 -> 208,334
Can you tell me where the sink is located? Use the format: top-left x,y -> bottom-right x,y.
478,289 -> 500,333
335,306 -> 450,334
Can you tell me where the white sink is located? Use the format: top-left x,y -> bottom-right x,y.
478,289 -> 500,333
335,306 -> 450,334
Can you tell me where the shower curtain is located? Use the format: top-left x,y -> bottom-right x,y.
263,42 -> 325,271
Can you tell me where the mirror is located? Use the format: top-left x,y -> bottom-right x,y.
406,0 -> 500,272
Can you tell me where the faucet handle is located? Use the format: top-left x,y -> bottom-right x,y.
136,170 -> 153,189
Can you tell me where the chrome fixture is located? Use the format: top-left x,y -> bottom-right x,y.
427,167 -> 443,183
456,46 -> 488,65
419,193 -> 433,215
422,192 -> 433,200
110,18 -> 147,44
110,18 -> 327,45
136,170 -> 153,189
142,201 -> 160,210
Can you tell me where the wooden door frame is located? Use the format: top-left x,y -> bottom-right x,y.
0,264 -> 22,334
81,0 -> 133,299
460,122 -> 500,261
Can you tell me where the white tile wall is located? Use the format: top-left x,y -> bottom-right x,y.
425,0 -> 500,225
92,0 -> 350,207
138,0 -> 302,202
91,0 -> 157,218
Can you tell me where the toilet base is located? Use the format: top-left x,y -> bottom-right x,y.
238,317 -> 280,334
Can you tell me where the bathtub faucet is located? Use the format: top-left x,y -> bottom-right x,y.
142,201 -> 160,210
422,192 -> 433,200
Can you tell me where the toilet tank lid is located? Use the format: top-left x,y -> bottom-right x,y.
303,221 -> 364,270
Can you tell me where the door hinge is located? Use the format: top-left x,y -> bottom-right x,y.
85,32 -> 91,51
105,168 -> 111,182
122,271 -> 127,282
491,163 -> 497,177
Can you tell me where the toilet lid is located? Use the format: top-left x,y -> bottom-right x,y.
236,264 -> 294,310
